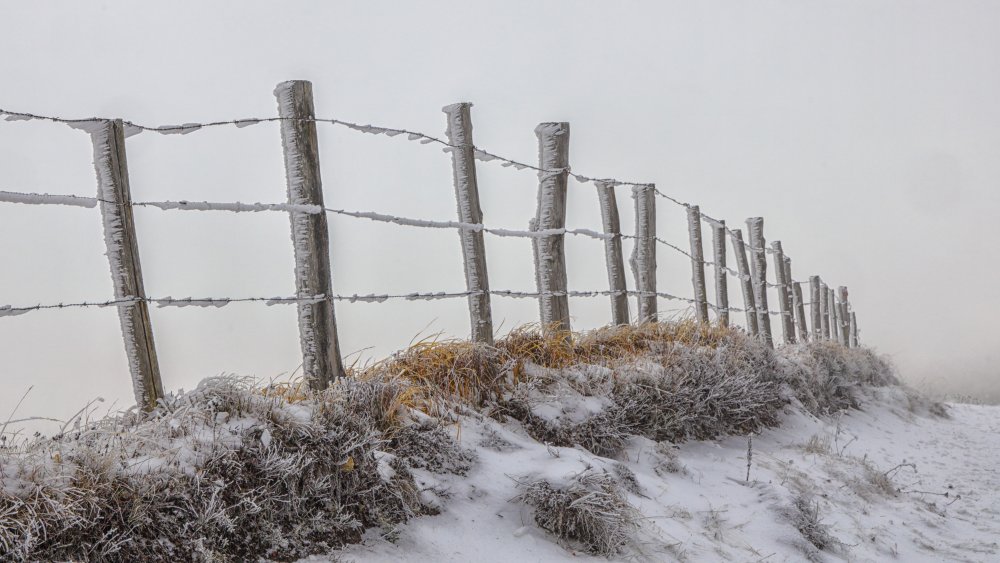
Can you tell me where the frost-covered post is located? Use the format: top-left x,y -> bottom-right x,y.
838,286 -> 851,346
686,206 -> 709,323
630,185 -> 657,323
730,228 -> 758,335
849,312 -> 859,347
275,80 -> 345,388
792,282 -> 809,342
595,181 -> 629,325
711,220 -> 729,327
443,103 -> 494,344
532,122 -> 571,334
830,288 -> 842,345
809,276 -> 822,341
783,256 -> 797,339
819,282 -> 831,340
770,241 -> 795,344
90,119 -> 163,411
746,218 -> 773,347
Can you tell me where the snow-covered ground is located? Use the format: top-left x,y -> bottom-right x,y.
323,389 -> 999,562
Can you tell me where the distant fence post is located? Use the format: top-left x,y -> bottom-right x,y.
820,282 -> 831,340
630,185 -> 657,323
809,276 -> 822,341
443,103 -> 494,344
595,181 -> 629,325
730,228 -> 758,335
90,118 -> 164,411
745,217 -> 773,347
770,241 -> 795,344
686,205 -> 709,323
711,220 -> 729,327
275,80 -> 345,388
830,287 -> 842,345
532,122 -> 571,333
849,312 -> 859,347
838,286 -> 851,346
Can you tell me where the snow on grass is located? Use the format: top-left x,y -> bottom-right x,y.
3,322 -> 987,562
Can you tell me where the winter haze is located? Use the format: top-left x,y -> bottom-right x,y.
1,0 -> 998,428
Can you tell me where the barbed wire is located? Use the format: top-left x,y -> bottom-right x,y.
0,108 -> 658,191
0,188 -> 789,290
0,285 -> 729,319
0,107 -> 839,325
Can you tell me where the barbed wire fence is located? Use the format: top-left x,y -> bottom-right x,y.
0,80 -> 860,411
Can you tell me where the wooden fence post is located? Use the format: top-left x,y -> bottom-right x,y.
275,80 -> 345,388
630,185 -> 657,323
849,312 -> 859,347
730,228 -> 758,335
792,282 -> 808,342
809,276 -> 822,341
532,122 -> 571,333
595,181 -> 629,325
770,241 -> 795,344
783,256 -> 797,340
711,220 -> 729,327
819,282 -> 831,340
838,286 -> 851,346
830,287 -> 842,345
686,205 -> 709,323
443,103 -> 494,344
745,217 -> 773,348
90,119 -> 164,411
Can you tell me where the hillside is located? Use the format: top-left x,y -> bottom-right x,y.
2,322 -> 995,562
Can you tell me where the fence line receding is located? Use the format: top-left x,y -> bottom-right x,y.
0,80 -> 862,411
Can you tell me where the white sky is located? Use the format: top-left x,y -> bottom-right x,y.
2,0 -> 999,428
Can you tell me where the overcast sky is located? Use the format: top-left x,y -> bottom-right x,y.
2,0 -> 998,429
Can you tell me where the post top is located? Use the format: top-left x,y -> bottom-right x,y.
534,122 -> 569,136
442,102 -> 473,113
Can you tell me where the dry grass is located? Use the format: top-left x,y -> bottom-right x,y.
516,468 -> 640,556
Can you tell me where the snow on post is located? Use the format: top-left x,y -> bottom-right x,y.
711,220 -> 729,327
595,181 -> 629,325
532,122 -> 572,334
792,281 -> 809,342
89,119 -> 164,411
783,255 -> 802,342
443,103 -> 494,345
830,288 -> 842,345
730,228 -> 758,335
686,206 -> 709,323
275,80 -> 345,388
820,282 -> 831,340
849,311 -> 859,347
809,276 -> 822,341
838,286 -> 851,346
745,218 -> 773,348
770,241 -> 795,344
630,185 -> 657,323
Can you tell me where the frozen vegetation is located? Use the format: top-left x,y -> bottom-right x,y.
2,321 -> 995,562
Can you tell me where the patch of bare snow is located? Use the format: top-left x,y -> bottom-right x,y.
312,389 -> 999,562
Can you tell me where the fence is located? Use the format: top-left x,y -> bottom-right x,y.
0,79 -> 861,411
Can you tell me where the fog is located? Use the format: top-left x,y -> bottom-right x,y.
2,0 -> 998,431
